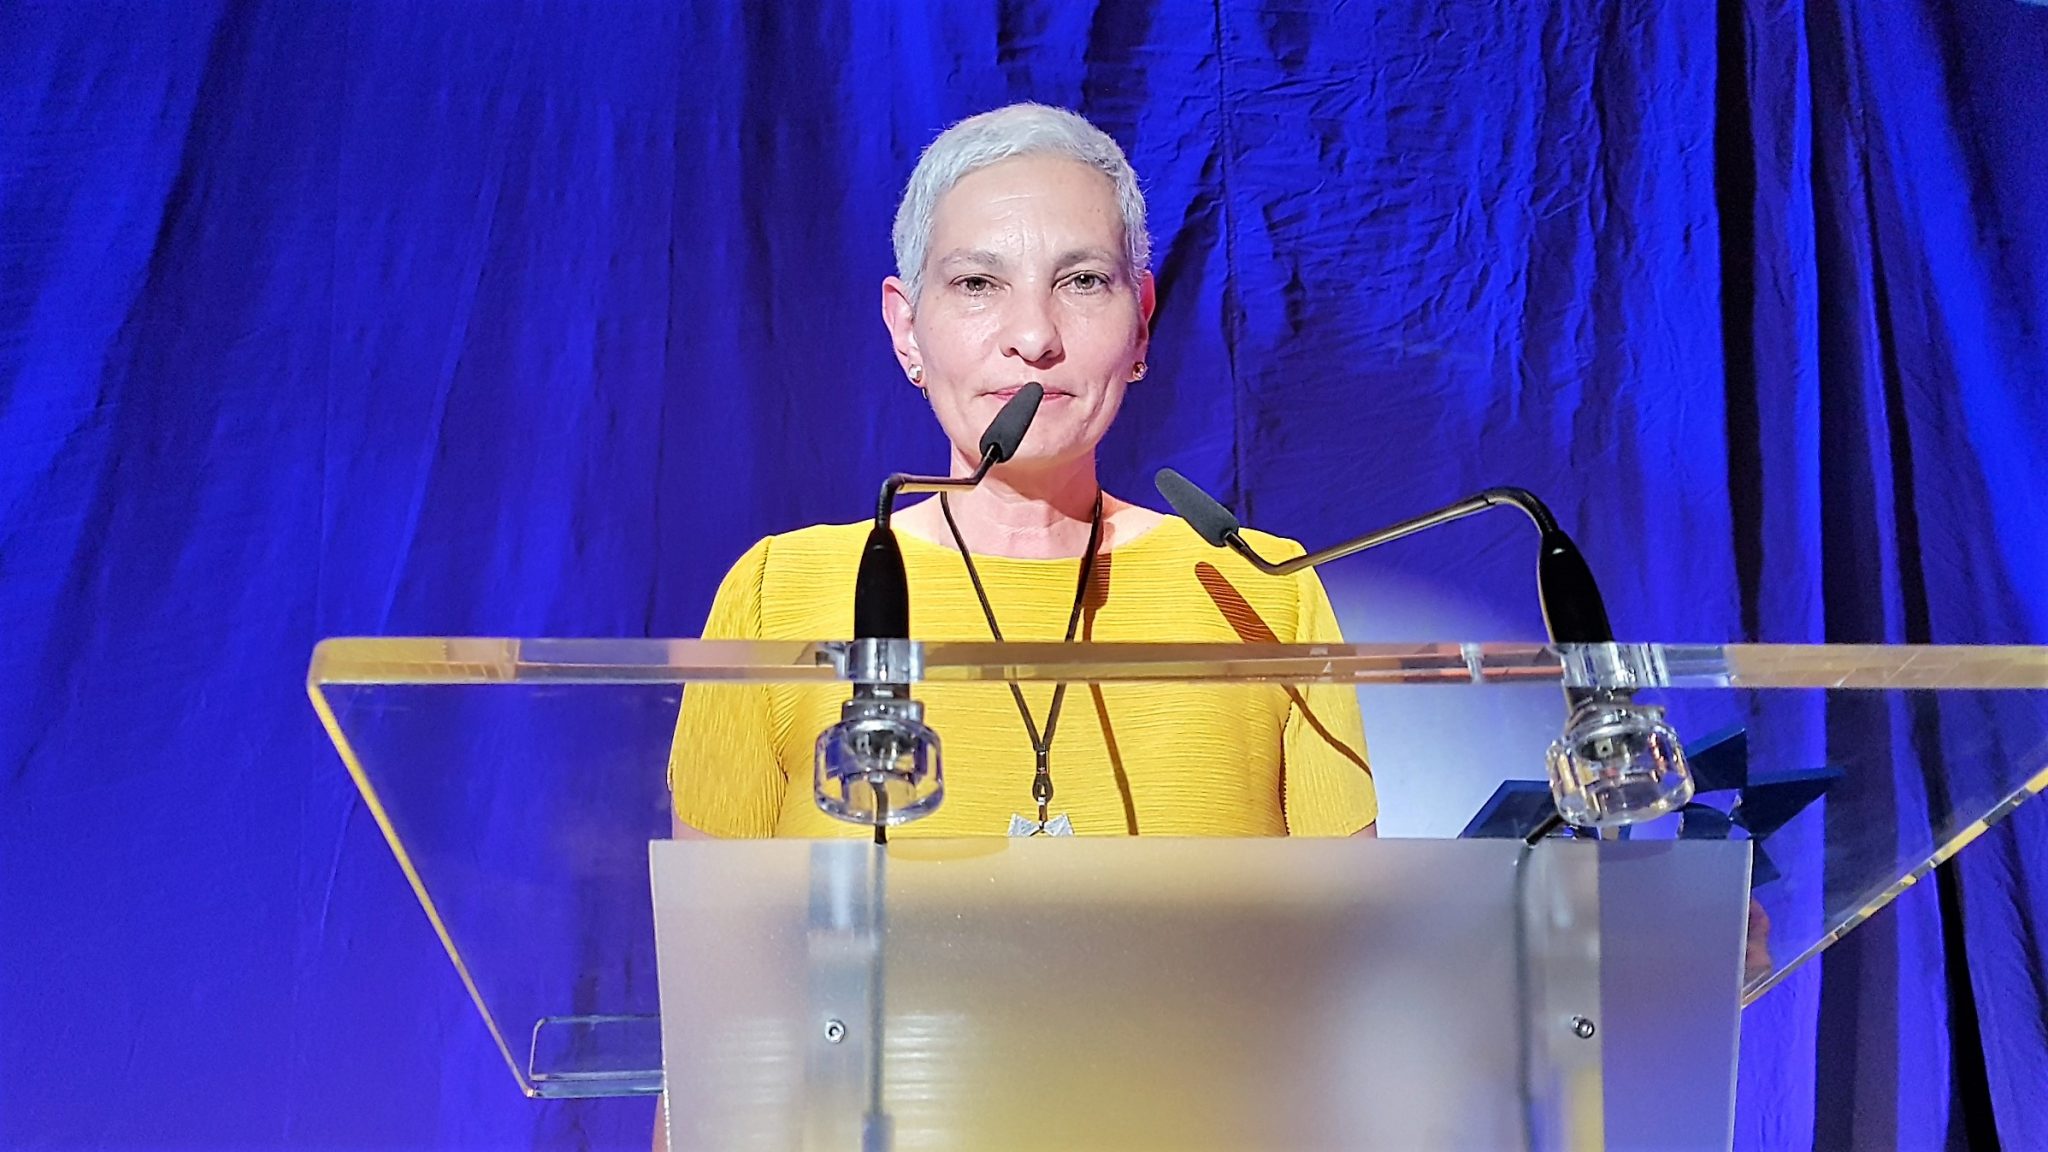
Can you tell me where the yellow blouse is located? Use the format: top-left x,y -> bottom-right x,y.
668,515 -> 1375,838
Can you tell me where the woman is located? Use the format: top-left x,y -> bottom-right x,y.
670,104 -> 1375,839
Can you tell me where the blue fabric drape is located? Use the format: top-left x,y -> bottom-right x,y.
3,1 -> 2044,1147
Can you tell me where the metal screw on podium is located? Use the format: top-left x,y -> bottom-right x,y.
1568,1015 -> 1597,1039
823,1018 -> 847,1044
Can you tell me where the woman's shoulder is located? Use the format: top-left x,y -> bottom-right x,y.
723,522 -> 875,599
1130,516 -> 1309,564
1232,523 -> 1310,561
749,520 -> 872,566
707,521 -> 869,639
713,521 -> 868,584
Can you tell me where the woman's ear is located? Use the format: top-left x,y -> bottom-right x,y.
1136,270 -> 1157,358
882,276 -> 921,381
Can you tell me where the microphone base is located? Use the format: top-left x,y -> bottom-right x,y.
815,691 -> 944,827
1545,694 -> 1694,829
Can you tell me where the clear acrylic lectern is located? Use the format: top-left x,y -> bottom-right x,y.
309,639 -> 2048,1150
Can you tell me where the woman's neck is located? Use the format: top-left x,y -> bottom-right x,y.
893,449 -> 1106,559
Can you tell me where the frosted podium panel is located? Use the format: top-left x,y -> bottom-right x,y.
651,836 -> 1750,1152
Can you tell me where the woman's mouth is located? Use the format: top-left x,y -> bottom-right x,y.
990,385 -> 1071,401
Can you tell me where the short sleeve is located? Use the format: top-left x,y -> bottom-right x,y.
668,538 -> 788,837
1279,570 -> 1378,835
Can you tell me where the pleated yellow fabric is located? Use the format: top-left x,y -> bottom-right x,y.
669,516 -> 1375,838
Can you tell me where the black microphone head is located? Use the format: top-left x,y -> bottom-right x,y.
1154,468 -> 1239,547
979,382 -> 1044,463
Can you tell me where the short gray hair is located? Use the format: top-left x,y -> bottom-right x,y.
892,103 -> 1151,302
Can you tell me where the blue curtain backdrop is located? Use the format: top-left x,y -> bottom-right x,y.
4,0 -> 2046,1147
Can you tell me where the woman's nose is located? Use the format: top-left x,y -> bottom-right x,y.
1000,292 -> 1063,365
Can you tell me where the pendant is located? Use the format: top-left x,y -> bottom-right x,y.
1008,812 -> 1075,837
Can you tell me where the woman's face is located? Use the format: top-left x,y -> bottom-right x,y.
884,154 -> 1155,473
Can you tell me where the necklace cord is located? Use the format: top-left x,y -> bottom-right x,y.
939,491 -> 1106,824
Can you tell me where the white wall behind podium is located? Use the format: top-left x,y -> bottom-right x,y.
1325,564 -> 1572,839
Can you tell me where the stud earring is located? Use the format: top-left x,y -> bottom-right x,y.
1131,360 -> 1149,381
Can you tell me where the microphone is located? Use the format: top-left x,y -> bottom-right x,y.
1153,469 -> 1692,831
818,384 -> 1046,834
853,382 -> 1042,639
